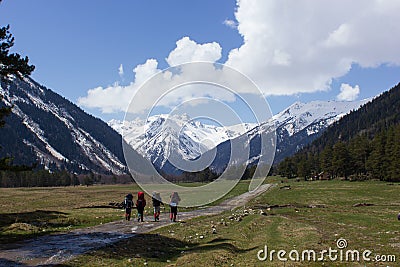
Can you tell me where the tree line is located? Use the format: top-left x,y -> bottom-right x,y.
161,164 -> 267,183
278,123 -> 400,182
0,170 -> 80,187
278,82 -> 400,182
0,170 -> 134,188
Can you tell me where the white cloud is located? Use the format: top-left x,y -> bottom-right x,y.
223,19 -> 237,29
118,64 -> 124,77
337,83 -> 360,101
79,1 -> 400,114
166,37 -> 222,66
79,39 -> 224,114
226,0 -> 400,95
78,59 -> 160,113
133,59 -> 159,85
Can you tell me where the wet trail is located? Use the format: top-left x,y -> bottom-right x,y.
0,184 -> 273,266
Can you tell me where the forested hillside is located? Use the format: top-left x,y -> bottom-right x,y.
278,82 -> 400,182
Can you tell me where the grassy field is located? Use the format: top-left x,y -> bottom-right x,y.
64,178 -> 400,267
0,184 -> 139,244
0,180 -> 255,245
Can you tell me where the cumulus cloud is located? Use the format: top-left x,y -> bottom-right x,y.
226,0 -> 400,95
223,19 -> 237,29
118,64 -> 124,77
166,37 -> 222,66
78,59 -> 160,113
79,39 -> 224,114
337,83 -> 360,101
79,1 -> 400,114
132,59 -> 159,85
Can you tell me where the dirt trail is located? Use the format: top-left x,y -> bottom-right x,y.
0,184 -> 273,266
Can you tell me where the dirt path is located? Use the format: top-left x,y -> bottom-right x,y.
0,184 -> 274,266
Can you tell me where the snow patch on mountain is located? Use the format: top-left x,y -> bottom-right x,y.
110,99 -> 370,171
269,99 -> 370,136
109,114 -> 256,168
0,76 -> 126,174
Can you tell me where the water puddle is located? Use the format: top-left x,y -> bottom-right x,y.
0,231 -> 134,266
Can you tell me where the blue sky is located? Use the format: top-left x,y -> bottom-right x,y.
1,1 -> 400,123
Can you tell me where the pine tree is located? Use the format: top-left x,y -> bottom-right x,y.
366,132 -> 386,179
0,23 -> 35,172
385,126 -> 400,181
390,124 -> 400,181
0,25 -> 35,81
332,141 -> 351,179
278,157 -> 297,178
320,145 -> 334,178
0,96 -> 11,128
383,127 -> 395,181
297,154 -> 310,179
349,135 -> 371,176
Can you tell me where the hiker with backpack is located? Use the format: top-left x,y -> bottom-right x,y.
124,193 -> 134,221
169,191 -> 181,222
152,192 -> 164,221
136,191 -> 146,222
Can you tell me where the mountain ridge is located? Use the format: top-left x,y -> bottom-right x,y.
0,74 -> 371,176
111,98 -> 369,174
277,82 -> 400,181
0,75 -> 127,174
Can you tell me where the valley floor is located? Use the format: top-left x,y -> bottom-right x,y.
67,179 -> 399,267
0,179 -> 399,266
0,183 -> 272,266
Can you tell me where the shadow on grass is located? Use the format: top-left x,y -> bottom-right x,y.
0,210 -> 68,244
0,257 -> 27,267
66,233 -> 256,265
0,210 -> 69,229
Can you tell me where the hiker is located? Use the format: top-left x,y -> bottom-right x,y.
124,193 -> 134,221
152,192 -> 164,221
169,191 -> 181,222
136,191 -> 146,222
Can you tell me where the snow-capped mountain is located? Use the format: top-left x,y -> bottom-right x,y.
110,99 -> 368,174
0,76 -> 127,174
0,73 -> 371,177
109,114 -> 256,172
270,100 -> 370,136
209,99 -> 370,167
269,99 -> 369,162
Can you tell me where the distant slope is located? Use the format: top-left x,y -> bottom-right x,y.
109,114 -> 255,173
309,83 -> 400,151
111,99 -> 368,175
270,99 -> 369,162
208,99 -> 369,173
0,76 -> 127,174
278,82 -> 400,181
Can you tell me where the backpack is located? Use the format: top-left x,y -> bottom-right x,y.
152,192 -> 162,207
124,194 -> 133,209
136,199 -> 144,209
136,191 -> 146,209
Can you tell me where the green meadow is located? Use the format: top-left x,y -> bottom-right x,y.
64,179 -> 399,267
0,179 -> 399,266
0,180 -> 253,245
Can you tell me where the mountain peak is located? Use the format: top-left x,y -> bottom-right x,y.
0,76 -> 126,174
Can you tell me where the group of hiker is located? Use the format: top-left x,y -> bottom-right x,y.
123,191 -> 181,222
